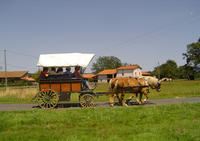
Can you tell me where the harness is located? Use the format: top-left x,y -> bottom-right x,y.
136,77 -> 143,92
114,77 -> 149,93
136,77 -> 142,86
124,77 -> 143,92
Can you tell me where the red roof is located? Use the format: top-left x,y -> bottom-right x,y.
97,69 -> 117,75
0,71 -> 28,78
117,65 -> 142,70
142,72 -> 151,76
21,77 -> 36,82
82,73 -> 96,79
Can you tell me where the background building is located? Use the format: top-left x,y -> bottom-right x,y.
116,65 -> 142,78
0,71 -> 29,83
97,69 -> 117,83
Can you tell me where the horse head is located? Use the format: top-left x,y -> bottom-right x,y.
143,76 -> 161,92
155,80 -> 162,92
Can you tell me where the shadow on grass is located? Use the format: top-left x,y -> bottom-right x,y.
56,103 -> 81,108
32,103 -> 81,109
126,101 -> 155,106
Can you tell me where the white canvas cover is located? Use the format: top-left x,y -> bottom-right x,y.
37,53 -> 95,68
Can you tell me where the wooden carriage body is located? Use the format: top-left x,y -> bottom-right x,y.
39,76 -> 83,101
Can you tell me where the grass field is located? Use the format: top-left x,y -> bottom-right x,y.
0,87 -> 38,104
0,103 -> 200,141
0,80 -> 200,104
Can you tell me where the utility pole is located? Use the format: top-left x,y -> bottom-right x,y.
4,49 -> 7,89
158,61 -> 160,79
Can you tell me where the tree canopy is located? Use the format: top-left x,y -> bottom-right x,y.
91,56 -> 122,73
152,60 -> 178,79
182,38 -> 200,79
151,38 -> 200,80
183,39 -> 200,68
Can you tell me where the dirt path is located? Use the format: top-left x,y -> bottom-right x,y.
1,97 -> 200,111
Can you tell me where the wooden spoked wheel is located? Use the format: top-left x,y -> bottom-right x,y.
36,89 -> 59,109
79,94 -> 95,107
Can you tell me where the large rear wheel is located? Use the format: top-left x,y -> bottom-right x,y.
36,89 -> 59,109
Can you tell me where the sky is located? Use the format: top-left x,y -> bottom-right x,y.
0,0 -> 200,73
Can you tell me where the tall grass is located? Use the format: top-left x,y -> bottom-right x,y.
0,87 -> 38,104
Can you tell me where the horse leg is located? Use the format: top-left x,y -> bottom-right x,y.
139,92 -> 144,104
135,93 -> 141,104
142,89 -> 149,103
126,93 -> 135,104
109,93 -> 115,107
115,94 -> 121,105
121,91 -> 128,107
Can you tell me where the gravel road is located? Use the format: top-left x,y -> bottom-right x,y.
0,97 -> 200,111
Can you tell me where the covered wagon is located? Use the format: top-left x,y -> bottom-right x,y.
35,53 -> 96,108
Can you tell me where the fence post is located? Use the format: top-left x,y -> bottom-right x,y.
4,49 -> 7,90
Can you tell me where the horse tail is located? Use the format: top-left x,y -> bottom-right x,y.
108,78 -> 118,96
108,79 -> 113,91
114,79 -> 119,91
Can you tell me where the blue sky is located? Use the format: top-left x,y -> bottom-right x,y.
0,0 -> 200,73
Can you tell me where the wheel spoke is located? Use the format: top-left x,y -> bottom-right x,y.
48,91 -> 52,96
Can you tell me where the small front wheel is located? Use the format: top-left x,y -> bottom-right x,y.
79,94 -> 95,107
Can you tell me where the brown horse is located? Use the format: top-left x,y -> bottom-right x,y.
126,76 -> 162,103
109,77 -> 149,107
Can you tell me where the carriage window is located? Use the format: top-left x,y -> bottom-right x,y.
122,73 -> 124,76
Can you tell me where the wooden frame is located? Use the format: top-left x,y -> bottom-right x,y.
39,78 -> 83,92
39,77 -> 83,101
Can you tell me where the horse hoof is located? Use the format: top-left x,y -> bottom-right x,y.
110,104 -> 114,107
136,100 -> 140,105
123,103 -> 128,107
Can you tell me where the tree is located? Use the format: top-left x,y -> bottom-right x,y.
32,70 -> 40,82
182,38 -> 200,79
177,65 -> 196,80
122,63 -> 139,66
177,65 -> 187,79
91,56 -> 122,73
152,60 -> 178,79
183,39 -> 200,68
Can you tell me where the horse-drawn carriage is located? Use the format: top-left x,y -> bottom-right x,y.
35,53 -> 98,108
35,53 -> 161,109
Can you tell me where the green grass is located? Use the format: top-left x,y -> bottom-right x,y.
0,80 -> 200,104
0,103 -> 200,141
142,80 -> 200,99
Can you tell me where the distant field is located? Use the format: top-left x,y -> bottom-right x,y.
0,103 -> 200,141
0,80 -> 200,104
0,86 -> 38,104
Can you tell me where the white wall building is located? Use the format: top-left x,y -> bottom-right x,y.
116,65 -> 142,78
